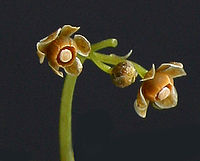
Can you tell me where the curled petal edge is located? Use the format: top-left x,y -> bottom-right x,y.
48,62 -> 63,78
40,28 -> 61,44
141,64 -> 155,82
134,87 -> 149,118
64,57 -> 83,76
157,62 -> 187,78
60,25 -> 80,38
37,42 -> 46,64
36,28 -> 62,64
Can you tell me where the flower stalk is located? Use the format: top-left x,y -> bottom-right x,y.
90,51 -> 112,74
59,75 -> 77,161
91,38 -> 118,51
59,55 -> 86,161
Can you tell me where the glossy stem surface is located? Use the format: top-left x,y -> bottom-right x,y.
91,39 -> 118,51
59,75 -> 77,161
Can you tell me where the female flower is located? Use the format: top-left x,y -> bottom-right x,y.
36,25 -> 91,77
134,62 -> 186,118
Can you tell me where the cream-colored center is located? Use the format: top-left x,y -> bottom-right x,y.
60,49 -> 72,63
157,87 -> 170,101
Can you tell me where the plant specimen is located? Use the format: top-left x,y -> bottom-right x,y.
36,25 -> 186,161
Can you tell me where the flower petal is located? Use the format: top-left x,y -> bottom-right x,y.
152,103 -> 162,110
157,62 -> 187,78
59,25 -> 80,38
154,86 -> 178,109
48,62 -> 63,77
36,28 -> 61,64
74,34 -> 91,56
36,42 -> 46,64
64,57 -> 83,76
134,87 -> 149,118
141,64 -> 155,81
39,28 -> 61,44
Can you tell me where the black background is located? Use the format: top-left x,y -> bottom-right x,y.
1,0 -> 200,161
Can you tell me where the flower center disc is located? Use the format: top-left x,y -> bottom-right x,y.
59,49 -> 72,63
157,87 -> 170,101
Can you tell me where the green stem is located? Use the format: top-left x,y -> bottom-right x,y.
59,75 -> 77,161
131,63 -> 148,78
93,52 -> 148,78
90,52 -> 112,74
58,50 -> 88,161
91,39 -> 118,51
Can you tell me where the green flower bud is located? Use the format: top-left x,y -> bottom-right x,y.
111,60 -> 138,88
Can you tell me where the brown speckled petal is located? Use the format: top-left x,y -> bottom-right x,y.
157,62 -> 187,78
141,64 -> 155,81
48,62 -> 63,78
59,25 -> 80,38
154,86 -> 178,109
64,57 -> 83,76
74,34 -> 91,56
134,87 -> 149,118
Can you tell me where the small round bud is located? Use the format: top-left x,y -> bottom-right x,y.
111,60 -> 138,88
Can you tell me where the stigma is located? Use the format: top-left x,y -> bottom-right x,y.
157,86 -> 170,101
59,49 -> 72,63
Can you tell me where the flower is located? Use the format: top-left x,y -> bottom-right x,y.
111,60 -> 138,88
134,62 -> 187,118
36,25 -> 91,77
